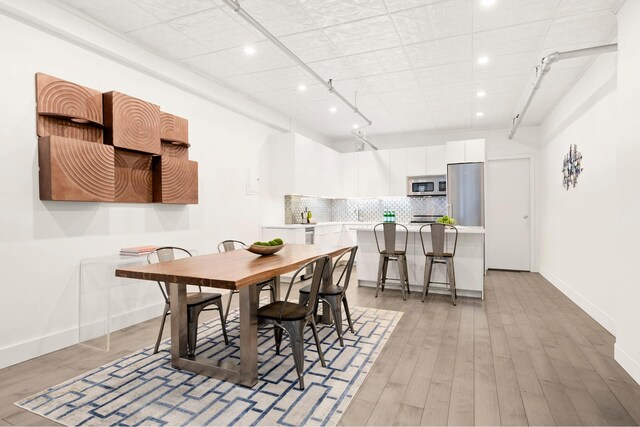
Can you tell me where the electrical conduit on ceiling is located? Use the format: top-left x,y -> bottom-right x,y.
508,43 -> 618,139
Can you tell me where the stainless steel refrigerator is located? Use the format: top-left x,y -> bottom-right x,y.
447,162 -> 484,226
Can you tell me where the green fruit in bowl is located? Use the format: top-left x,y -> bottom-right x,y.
253,238 -> 285,247
273,238 -> 284,245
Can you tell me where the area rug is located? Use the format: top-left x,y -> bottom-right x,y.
16,305 -> 401,426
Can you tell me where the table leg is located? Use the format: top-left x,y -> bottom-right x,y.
169,283 -> 188,366
273,276 -> 281,301
239,284 -> 258,387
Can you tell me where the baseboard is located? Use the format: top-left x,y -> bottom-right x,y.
538,266 -> 616,335
0,302 -> 165,370
615,343 -> 640,385
0,327 -> 77,370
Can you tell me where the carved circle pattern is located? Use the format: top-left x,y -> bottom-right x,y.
54,140 -> 114,200
163,158 -> 197,201
113,93 -> 160,153
114,152 -> 152,200
39,80 -> 102,125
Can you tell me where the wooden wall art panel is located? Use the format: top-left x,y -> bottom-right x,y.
103,91 -> 161,155
161,141 -> 189,161
160,112 -> 189,146
36,73 -> 103,143
153,157 -> 198,204
114,149 -> 153,203
35,74 -> 198,204
38,135 -> 115,202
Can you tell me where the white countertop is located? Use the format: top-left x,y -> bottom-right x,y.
263,222 -> 484,234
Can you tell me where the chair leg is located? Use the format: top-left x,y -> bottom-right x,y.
214,297 -> 230,345
422,258 -> 433,303
375,255 -> 385,297
342,296 -> 355,333
402,255 -> 411,294
274,326 -> 283,355
187,306 -> 198,357
397,258 -> 406,301
223,290 -> 234,324
325,296 -> 343,347
154,303 -> 170,354
449,259 -> 458,304
309,318 -> 326,368
381,257 -> 389,292
282,320 -> 306,390
447,259 -> 456,306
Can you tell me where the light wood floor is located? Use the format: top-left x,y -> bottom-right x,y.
1,270 -> 639,426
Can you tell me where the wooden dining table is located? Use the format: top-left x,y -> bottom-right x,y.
115,243 -> 351,388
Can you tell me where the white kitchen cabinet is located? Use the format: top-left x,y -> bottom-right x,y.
406,147 -> 428,176
342,152 -> 359,197
314,225 -> 342,246
262,227 -> 306,245
465,139 -> 486,163
426,145 -> 447,175
358,150 -> 390,197
446,139 -> 486,164
446,140 -> 467,164
388,149 -> 407,196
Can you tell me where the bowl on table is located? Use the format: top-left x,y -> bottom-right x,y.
245,243 -> 285,256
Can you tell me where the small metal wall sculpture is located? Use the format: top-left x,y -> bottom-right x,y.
562,144 -> 583,190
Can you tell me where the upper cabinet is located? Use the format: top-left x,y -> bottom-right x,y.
464,139 -> 486,163
388,149 -> 407,196
406,147 -> 428,176
426,145 -> 447,175
342,152 -> 359,198
358,150 -> 390,197
446,139 -> 486,164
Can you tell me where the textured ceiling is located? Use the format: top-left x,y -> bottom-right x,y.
57,0 -> 619,139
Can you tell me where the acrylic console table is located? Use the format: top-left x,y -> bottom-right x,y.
78,250 -> 197,350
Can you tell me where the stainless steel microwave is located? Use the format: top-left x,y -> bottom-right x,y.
407,175 -> 446,196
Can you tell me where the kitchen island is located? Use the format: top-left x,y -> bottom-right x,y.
348,224 -> 485,299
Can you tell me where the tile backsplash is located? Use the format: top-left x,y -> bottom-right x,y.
285,194 -> 447,224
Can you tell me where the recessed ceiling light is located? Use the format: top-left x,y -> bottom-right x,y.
481,0 -> 496,7
243,45 -> 256,55
476,90 -> 486,98
297,84 -> 307,91
329,106 -> 337,113
353,124 -> 359,129
477,56 -> 489,65
476,112 -> 485,117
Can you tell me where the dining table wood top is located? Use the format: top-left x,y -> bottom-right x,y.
115,243 -> 351,290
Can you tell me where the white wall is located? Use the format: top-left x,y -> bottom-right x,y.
614,0 -> 640,384
537,53 -> 618,334
0,6 -> 293,368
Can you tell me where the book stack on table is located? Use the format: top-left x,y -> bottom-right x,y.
119,246 -> 158,256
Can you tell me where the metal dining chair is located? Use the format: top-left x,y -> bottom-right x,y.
257,256 -> 329,390
299,246 -> 358,347
374,222 -> 411,300
217,240 -> 277,323
148,247 -> 229,355
419,223 -> 459,305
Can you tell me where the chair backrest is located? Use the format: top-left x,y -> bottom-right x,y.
147,246 -> 193,300
280,256 -> 329,320
373,222 -> 408,254
419,223 -> 459,257
332,246 -> 358,295
218,240 -> 245,252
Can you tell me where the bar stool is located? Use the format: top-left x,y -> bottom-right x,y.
419,223 -> 458,306
374,222 -> 410,300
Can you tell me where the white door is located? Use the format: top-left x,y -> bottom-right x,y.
486,158 -> 531,271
